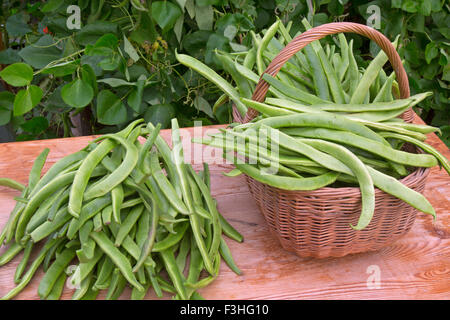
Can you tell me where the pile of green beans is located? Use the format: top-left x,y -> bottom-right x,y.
0,119 -> 243,300
177,19 -> 449,231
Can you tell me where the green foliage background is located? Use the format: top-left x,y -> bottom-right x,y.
0,0 -> 448,146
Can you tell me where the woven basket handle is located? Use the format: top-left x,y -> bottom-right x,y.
244,22 -> 409,123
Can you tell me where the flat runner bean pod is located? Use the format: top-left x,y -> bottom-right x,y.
38,247 -> 76,299
175,51 -> 247,117
83,134 -> 139,200
90,231 -> 144,291
298,139 -> 375,230
13,240 -> 33,284
0,178 -> 25,191
27,148 -> 50,192
149,151 -> 189,215
69,139 -> 117,218
254,113 -> 388,145
291,127 -> 438,167
378,132 -> 450,175
30,150 -> 87,197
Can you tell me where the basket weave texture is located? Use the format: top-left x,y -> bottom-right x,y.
232,22 -> 429,258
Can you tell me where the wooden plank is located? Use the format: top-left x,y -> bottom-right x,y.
0,120 -> 449,300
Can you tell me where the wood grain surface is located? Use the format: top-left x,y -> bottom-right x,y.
0,117 -> 449,300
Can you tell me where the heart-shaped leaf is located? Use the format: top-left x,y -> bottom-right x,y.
96,90 -> 127,125
0,91 -> 14,126
143,103 -> 176,129
13,85 -> 43,116
0,63 -> 33,87
19,35 -> 62,69
152,1 -> 182,32
61,79 -> 94,108
6,13 -> 31,37
127,76 -> 146,112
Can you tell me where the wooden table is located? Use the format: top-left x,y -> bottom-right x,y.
0,117 -> 449,300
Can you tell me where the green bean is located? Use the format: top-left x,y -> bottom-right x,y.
131,282 -> 151,300
222,168 -> 242,177
0,242 -> 23,266
115,204 -> 144,246
171,119 -> 196,215
346,39 -> 359,96
300,139 -> 375,230
0,178 -> 25,191
254,113 -> 388,145
79,285 -> 99,300
45,273 -> 67,300
235,160 -> 339,191
106,269 -> 127,300
218,214 -> 243,243
149,151 -> 189,215
291,128 -> 437,167
317,98 -> 413,113
350,36 -> 398,104
216,51 -> 253,99
265,97 -> 323,114
38,247 -> 76,299
187,166 -> 222,268
47,186 -> 70,222
84,135 -> 139,200
66,194 -> 111,240
219,237 -> 241,275
136,208 -> 150,249
243,46 -> 257,70
72,271 -> 94,300
30,151 -> 87,197
151,222 -> 189,253
337,34 -> 349,82
145,265 -> 163,298
241,98 -> 310,117
43,237 -> 66,271
175,52 -> 247,117
262,74 -> 330,105
383,122 -> 441,135
27,148 -> 50,193
176,231 -> 191,272
27,186 -> 67,233
16,173 -> 79,243
92,212 -> 103,232
303,42 -> 331,100
138,123 -> 161,174
101,205 -> 113,225
374,72 -> 395,102
93,256 -> 113,290
13,240 -> 33,284
160,248 -> 188,300
69,139 -> 117,218
352,118 -> 427,141
30,207 -> 72,243
111,184 -> 124,224
234,62 -> 289,98
379,132 -> 450,175
212,93 -> 229,114
71,246 -> 103,287
3,187 -> 28,244
90,231 -> 144,291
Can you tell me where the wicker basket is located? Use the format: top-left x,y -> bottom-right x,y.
232,22 -> 429,258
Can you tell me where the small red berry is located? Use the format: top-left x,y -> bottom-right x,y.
43,26 -> 49,34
